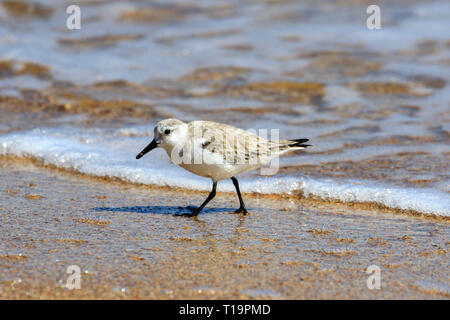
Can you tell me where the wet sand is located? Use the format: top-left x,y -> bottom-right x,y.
1,158 -> 448,299
0,0 -> 449,300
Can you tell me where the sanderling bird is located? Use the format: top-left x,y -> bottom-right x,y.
136,119 -> 310,216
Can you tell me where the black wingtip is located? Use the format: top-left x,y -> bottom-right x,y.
293,138 -> 309,144
289,138 -> 311,148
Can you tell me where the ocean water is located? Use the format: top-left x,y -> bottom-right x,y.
0,0 -> 449,217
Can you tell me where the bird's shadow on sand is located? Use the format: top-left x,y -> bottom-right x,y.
93,205 -> 233,216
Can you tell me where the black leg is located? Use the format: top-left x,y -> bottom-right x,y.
231,177 -> 248,215
188,181 -> 217,216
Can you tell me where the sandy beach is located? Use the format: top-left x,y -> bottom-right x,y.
1,158 -> 448,299
0,0 -> 449,300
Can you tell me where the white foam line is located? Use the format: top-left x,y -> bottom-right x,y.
1,129 -> 449,217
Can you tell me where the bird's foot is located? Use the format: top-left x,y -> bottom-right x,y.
235,207 -> 248,215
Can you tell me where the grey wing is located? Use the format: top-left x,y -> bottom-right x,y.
199,125 -> 273,164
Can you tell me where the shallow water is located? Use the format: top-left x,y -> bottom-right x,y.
0,0 -> 449,216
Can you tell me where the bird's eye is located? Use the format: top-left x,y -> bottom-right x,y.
164,129 -> 171,135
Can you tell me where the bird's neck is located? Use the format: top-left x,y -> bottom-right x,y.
162,139 -> 188,162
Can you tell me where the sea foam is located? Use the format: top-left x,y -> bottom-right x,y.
1,127 -> 448,217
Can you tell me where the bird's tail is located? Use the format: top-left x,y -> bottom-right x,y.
287,138 -> 311,149
274,138 -> 311,152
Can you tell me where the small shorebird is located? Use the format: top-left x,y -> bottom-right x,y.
136,119 -> 310,216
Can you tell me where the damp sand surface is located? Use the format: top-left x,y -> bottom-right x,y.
0,159 -> 448,299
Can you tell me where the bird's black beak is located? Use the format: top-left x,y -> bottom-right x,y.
136,139 -> 158,159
